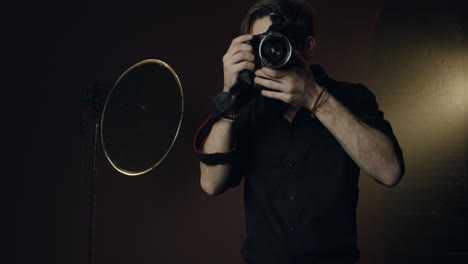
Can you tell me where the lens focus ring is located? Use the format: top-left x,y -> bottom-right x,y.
258,33 -> 292,68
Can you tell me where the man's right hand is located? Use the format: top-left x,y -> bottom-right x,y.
222,34 -> 256,93
199,35 -> 255,196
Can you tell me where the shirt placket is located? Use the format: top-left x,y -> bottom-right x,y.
285,115 -> 302,244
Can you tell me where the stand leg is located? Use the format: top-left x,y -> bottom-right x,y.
88,116 -> 100,264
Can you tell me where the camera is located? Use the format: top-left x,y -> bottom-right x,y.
238,13 -> 302,90
245,13 -> 292,68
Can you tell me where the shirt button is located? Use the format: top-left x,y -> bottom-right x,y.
290,195 -> 295,200
290,226 -> 296,232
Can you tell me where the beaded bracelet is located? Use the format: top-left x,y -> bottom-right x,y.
220,113 -> 239,122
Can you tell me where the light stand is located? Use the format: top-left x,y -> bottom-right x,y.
82,84 -> 105,264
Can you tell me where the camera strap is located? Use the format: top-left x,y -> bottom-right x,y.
211,79 -> 247,122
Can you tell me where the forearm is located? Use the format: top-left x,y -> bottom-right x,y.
200,119 -> 235,195
314,92 -> 402,187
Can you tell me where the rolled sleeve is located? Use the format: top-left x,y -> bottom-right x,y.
353,84 -> 405,178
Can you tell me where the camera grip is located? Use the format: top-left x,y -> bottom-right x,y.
238,69 -> 254,87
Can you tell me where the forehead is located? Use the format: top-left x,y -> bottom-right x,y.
251,16 -> 272,35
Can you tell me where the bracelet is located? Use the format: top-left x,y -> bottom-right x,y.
220,117 -> 236,123
220,113 -> 239,122
310,87 -> 328,119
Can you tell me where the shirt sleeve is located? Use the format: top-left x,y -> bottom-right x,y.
192,100 -> 255,188
193,115 -> 238,165
193,94 -> 290,188
224,99 -> 254,188
352,84 -> 405,178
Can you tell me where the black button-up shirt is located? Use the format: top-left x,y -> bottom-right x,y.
195,65 -> 404,264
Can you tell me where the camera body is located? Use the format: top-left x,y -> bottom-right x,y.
238,13 -> 302,91
244,13 -> 293,69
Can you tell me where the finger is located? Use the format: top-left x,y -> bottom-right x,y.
257,67 -> 288,80
261,89 -> 289,102
226,43 -> 254,58
255,69 -> 284,83
233,61 -> 256,72
228,52 -> 255,64
232,43 -> 254,55
227,34 -> 253,52
254,69 -> 269,78
254,76 -> 284,91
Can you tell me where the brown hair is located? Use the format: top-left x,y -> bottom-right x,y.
240,0 -> 316,39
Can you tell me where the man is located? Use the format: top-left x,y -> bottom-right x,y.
194,0 -> 405,263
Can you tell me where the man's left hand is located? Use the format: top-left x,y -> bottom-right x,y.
254,50 -> 323,110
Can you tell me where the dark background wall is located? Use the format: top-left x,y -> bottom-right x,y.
10,0 -> 467,263
371,1 -> 468,263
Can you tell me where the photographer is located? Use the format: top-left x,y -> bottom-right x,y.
194,0 -> 405,263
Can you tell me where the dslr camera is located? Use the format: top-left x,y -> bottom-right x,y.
238,12 -> 303,90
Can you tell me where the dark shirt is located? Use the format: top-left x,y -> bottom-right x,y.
195,65 -> 404,264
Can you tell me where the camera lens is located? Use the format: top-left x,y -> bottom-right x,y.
259,34 -> 292,68
269,45 -> 284,59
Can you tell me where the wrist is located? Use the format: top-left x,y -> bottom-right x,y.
225,97 -> 238,114
313,89 -> 332,118
306,85 -> 323,111
309,86 -> 328,116
220,112 -> 239,122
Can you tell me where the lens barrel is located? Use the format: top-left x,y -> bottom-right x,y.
259,33 -> 292,68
